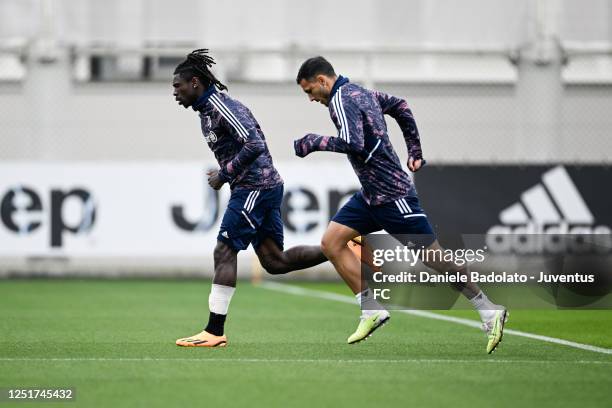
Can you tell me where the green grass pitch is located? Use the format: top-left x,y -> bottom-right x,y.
1,279 -> 611,407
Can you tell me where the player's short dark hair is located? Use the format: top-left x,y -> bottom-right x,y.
296,56 -> 336,83
174,48 -> 228,91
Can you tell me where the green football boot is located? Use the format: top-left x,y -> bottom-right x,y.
347,310 -> 390,344
484,309 -> 508,354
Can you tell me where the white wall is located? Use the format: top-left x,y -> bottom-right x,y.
3,0 -> 610,47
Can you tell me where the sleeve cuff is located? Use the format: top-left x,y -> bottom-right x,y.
218,168 -> 231,183
409,151 -> 423,161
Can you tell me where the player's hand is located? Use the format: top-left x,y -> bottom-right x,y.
408,157 -> 423,172
207,170 -> 225,190
294,137 -> 310,158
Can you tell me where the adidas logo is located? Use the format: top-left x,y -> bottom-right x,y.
221,231 -> 229,238
486,166 -> 611,253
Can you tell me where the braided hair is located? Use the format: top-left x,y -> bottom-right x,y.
174,49 -> 227,91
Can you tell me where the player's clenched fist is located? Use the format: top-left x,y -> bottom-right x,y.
294,134 -> 317,157
206,169 -> 225,190
408,157 -> 423,172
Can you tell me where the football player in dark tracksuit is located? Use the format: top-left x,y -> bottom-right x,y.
294,56 -> 507,352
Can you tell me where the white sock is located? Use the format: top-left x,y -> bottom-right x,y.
469,291 -> 498,322
355,288 -> 385,317
208,284 -> 236,315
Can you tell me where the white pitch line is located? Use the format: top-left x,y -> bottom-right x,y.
0,357 -> 610,365
260,281 -> 612,355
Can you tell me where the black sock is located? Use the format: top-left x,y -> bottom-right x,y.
205,312 -> 227,336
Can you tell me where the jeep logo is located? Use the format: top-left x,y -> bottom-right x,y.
1,185 -> 96,247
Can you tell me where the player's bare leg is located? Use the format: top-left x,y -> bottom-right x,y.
421,239 -> 508,353
347,236 -> 382,273
320,222 -> 364,294
255,238 -> 327,275
212,241 -> 238,287
176,241 -> 237,347
321,221 -> 390,344
419,240 -> 480,298
255,237 -> 380,275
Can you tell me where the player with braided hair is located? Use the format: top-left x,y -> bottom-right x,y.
174,48 -> 228,91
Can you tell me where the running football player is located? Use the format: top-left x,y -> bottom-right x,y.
294,56 -> 507,353
172,50 -> 330,347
